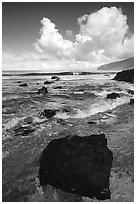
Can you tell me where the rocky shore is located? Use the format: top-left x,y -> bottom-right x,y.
2,101 -> 134,202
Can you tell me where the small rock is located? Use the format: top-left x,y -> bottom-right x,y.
56,119 -> 66,125
127,90 -> 134,95
38,87 -> 48,94
23,116 -> 34,124
44,81 -> 53,85
88,121 -> 96,125
51,76 -> 60,81
41,109 -> 58,119
130,98 -> 134,105
19,83 -> 28,87
54,86 -> 63,89
107,93 -> 120,99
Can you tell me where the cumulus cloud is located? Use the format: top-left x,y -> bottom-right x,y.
34,18 -> 75,60
35,7 -> 133,65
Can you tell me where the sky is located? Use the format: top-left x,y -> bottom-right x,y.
2,2 -> 134,72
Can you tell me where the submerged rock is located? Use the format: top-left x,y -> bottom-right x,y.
19,83 -> 28,87
127,89 -> 134,95
39,134 -> 113,200
38,87 -> 48,94
51,76 -> 60,81
113,69 -> 134,83
54,86 -> 63,89
41,109 -> 58,119
130,99 -> 134,105
107,93 -> 120,99
44,81 -> 54,85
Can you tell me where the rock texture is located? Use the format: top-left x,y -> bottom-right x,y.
113,69 -> 134,83
38,87 -> 48,94
130,99 -> 134,105
41,109 -> 58,119
19,83 -> 28,87
51,76 -> 60,81
107,93 -> 120,99
39,134 -> 113,200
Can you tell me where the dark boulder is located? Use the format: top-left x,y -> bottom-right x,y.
54,86 -> 63,89
41,109 -> 58,119
107,92 -> 120,99
113,69 -> 134,83
51,76 -> 60,81
44,81 -> 54,85
130,98 -> 134,105
88,121 -> 96,125
19,83 -> 28,87
127,89 -> 134,95
39,134 -> 113,200
38,87 -> 48,94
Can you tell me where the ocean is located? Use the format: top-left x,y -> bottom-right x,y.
2,70 -> 134,202
2,70 -> 133,133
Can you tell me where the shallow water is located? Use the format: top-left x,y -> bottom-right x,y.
2,72 -> 133,132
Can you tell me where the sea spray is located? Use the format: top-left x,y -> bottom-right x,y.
55,96 -> 130,119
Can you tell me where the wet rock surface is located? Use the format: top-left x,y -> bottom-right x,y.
41,109 -> 58,119
113,69 -> 134,83
39,134 -> 113,200
107,93 -> 120,99
19,83 -> 28,87
130,99 -> 134,105
51,76 -> 60,81
38,87 -> 48,94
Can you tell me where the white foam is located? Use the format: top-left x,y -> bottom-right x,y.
56,96 -> 130,119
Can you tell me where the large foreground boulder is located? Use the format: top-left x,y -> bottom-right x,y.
113,69 -> 134,83
39,134 -> 113,200
107,92 -> 120,99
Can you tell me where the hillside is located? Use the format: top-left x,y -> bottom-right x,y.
98,57 -> 134,71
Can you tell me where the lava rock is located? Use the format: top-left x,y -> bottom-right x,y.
130,98 -> 134,105
113,69 -> 134,83
39,134 -> 113,200
51,76 -> 60,81
88,121 -> 96,125
127,89 -> 134,95
14,126 -> 35,136
107,93 -> 120,99
38,87 -> 48,94
44,81 -> 54,85
41,109 -> 58,119
23,116 -> 34,124
19,83 -> 28,87
54,86 -> 63,89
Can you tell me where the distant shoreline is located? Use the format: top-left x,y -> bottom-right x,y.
2,71 -> 118,76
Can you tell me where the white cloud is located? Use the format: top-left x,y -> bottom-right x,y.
3,7 -> 134,71
35,7 -> 133,66
34,18 -> 75,60
77,7 -> 134,61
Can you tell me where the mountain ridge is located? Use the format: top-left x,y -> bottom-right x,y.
98,57 -> 134,71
